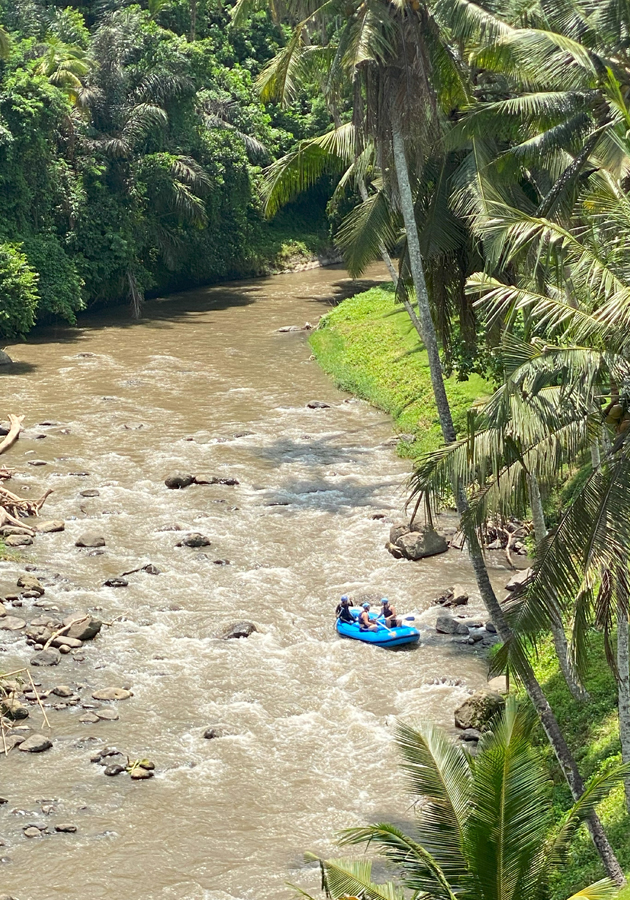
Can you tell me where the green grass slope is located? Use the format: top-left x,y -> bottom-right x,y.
310,283 -> 491,456
525,637 -> 630,898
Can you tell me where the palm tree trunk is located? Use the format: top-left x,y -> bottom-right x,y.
617,601 -> 630,813
390,118 -> 624,885
467,540 -> 625,884
189,0 -> 197,40
528,473 -> 588,702
391,118 -> 455,443
591,440 -> 601,470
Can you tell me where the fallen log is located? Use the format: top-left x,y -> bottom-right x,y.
0,415 -> 24,456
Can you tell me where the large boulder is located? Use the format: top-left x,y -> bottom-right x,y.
454,690 -> 505,731
505,568 -> 533,591
396,527 -> 448,561
18,733 -> 52,753
64,614 -> 102,641
0,350 -> 12,366
165,473 -> 194,490
436,615 -> 469,636
5,534 -> 33,547
17,575 -> 44,595
0,698 -> 28,720
222,621 -> 257,640
176,533 -> 211,548
389,523 -> 411,544
36,521 -> 65,534
30,649 -> 60,666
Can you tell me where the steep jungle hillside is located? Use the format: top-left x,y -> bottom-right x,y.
0,0 -> 332,335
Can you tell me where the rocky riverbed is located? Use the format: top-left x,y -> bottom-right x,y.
0,264 -> 518,900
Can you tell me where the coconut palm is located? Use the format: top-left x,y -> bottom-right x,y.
299,699 -> 628,900
231,0 -> 627,875
34,37 -> 91,106
411,114 -> 630,807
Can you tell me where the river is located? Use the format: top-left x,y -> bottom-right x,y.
0,264 -> 508,900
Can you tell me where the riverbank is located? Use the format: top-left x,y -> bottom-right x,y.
309,281 -> 630,898
309,284 -> 491,457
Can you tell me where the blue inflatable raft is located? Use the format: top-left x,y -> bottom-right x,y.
336,608 -> 420,648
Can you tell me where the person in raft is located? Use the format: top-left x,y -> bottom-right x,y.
359,602 -> 378,632
381,598 -> 401,628
336,595 -> 354,624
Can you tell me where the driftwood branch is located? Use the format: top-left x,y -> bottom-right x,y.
0,485 -> 53,519
42,616 -> 85,652
0,415 -> 24,456
0,508 -> 35,532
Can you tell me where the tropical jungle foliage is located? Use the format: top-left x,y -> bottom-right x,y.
0,0 -> 332,335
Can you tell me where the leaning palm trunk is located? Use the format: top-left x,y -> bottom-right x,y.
391,119 -> 624,884
528,473 -> 588,701
391,119 -> 455,443
617,600 -> 630,813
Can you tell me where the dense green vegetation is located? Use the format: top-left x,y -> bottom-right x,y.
310,285 -> 490,456
0,0 -> 333,335
531,639 -> 630,898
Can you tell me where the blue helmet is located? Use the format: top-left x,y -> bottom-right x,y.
362,602 -> 370,609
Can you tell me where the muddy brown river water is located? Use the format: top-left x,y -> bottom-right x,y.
0,263 -> 511,900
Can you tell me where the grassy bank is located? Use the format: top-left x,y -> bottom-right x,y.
309,283 -> 491,456
525,638 -> 630,898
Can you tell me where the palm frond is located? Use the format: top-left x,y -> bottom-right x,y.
335,189 -> 398,277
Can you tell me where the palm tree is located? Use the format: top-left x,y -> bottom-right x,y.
232,0 -> 627,876
299,699 -> 628,900
412,103 -> 630,810
34,37 -> 91,106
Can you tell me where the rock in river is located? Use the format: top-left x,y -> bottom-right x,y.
436,615 -> 469,636
0,350 -> 13,365
0,617 -> 26,631
36,521 -> 65,534
17,575 -> 44,595
75,532 -> 106,548
396,527 -> 448,561
306,400 -> 331,409
176,533 -> 211,548
165,473 -> 194,490
65,614 -> 102,641
92,687 -> 132,701
30,649 -> 61,667
222,621 -> 257,640
51,685 -> 73,698
0,699 -> 28,720
54,823 -> 77,833
454,690 -> 505,731
505,568 -> 532,591
5,534 -> 33,547
19,734 -> 53,753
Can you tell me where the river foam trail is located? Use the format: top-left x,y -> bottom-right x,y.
0,264 -> 508,899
